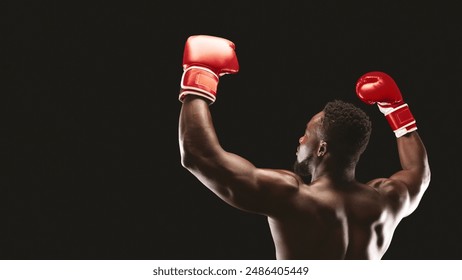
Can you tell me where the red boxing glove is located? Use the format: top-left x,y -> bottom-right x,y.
356,71 -> 417,138
179,35 -> 239,104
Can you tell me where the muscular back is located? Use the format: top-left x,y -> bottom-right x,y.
268,179 -> 399,260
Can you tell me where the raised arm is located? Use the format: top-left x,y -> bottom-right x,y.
392,131 -> 430,214
356,71 -> 431,217
178,35 -> 299,215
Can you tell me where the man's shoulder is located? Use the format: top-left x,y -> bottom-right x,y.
365,178 -> 390,188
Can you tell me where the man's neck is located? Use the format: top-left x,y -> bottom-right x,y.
311,161 -> 356,184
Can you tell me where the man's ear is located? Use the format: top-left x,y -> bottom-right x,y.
317,140 -> 328,157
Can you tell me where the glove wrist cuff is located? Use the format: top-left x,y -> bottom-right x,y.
179,89 -> 216,104
381,103 -> 418,138
393,123 -> 418,138
179,66 -> 219,104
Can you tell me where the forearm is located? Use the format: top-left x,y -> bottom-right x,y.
396,131 -> 428,171
179,96 -> 222,167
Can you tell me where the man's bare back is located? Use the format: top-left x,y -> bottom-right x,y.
268,175 -> 400,259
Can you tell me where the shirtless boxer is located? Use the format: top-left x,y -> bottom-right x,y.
178,35 -> 431,259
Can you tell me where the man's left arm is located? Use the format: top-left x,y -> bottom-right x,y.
178,35 -> 299,215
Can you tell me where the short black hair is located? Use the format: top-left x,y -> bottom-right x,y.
320,100 -> 372,162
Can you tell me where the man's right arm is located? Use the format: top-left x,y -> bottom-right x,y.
356,71 -> 431,217
383,131 -> 430,217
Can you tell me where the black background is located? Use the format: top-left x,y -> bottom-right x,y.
3,1 -> 461,260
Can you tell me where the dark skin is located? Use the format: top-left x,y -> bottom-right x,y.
179,96 -> 431,260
